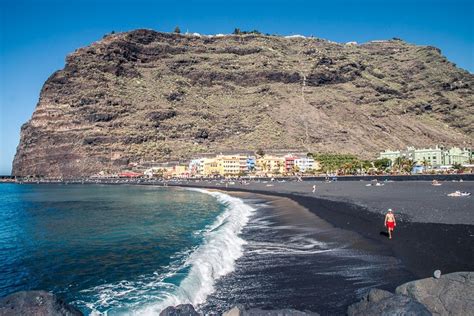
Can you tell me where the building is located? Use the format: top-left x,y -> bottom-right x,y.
144,167 -> 166,178
246,156 -> 256,172
202,158 -> 222,177
218,155 -> 244,176
411,146 -> 444,167
192,155 -> 256,177
256,156 -> 286,175
443,147 -> 472,165
378,149 -> 400,163
379,146 -> 472,168
169,165 -> 188,178
284,155 -> 297,172
189,158 -> 205,176
294,157 -> 317,172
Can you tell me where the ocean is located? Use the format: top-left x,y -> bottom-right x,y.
0,184 -> 412,315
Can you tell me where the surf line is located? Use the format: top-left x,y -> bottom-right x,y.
137,188 -> 256,315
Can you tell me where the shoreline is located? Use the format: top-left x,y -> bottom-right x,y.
171,182 -> 474,279
4,181 -> 473,278
1,182 -> 472,314
198,189 -> 414,314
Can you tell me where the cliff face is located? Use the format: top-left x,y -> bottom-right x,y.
13,30 -> 473,177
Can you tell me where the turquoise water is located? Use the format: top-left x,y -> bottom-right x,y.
0,184 -> 253,315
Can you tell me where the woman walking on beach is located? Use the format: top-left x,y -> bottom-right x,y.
384,209 -> 396,239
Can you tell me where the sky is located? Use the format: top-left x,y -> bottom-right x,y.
0,0 -> 473,175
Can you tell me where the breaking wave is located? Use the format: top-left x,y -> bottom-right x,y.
81,189 -> 255,315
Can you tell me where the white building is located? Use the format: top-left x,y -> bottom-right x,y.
188,158 -> 205,176
379,146 -> 472,167
443,147 -> 472,165
294,157 -> 316,172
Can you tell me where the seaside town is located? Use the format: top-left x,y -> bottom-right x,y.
98,145 -> 473,179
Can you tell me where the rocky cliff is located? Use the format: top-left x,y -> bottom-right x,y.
13,29 -> 473,177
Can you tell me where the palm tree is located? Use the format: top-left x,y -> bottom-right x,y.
394,157 -> 405,171
421,159 -> 431,173
261,161 -> 268,173
275,161 -> 283,174
452,163 -> 465,173
403,160 -> 417,174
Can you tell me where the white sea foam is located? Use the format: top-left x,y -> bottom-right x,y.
133,189 -> 255,315
76,189 -> 255,315
245,235 -> 333,256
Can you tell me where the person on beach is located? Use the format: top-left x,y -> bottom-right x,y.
312,185 -> 316,193
384,209 -> 396,239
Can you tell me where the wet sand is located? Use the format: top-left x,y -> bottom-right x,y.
174,180 -> 474,279
200,192 -> 414,315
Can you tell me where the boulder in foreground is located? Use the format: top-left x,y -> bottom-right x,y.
0,290 -> 83,316
347,288 -> 431,316
159,304 -> 200,316
223,305 -> 319,315
396,271 -> 474,315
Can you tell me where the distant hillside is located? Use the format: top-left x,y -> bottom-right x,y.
13,30 -> 473,177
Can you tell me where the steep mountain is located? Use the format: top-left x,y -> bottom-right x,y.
12,29 -> 473,177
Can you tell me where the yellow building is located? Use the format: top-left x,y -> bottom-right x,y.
203,158 -> 223,176
218,155 -> 248,176
171,165 -> 188,177
201,155 -> 251,177
256,156 -> 286,175
162,165 -> 189,178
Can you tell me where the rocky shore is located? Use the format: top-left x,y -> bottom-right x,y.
0,291 -> 82,316
4,272 -> 468,315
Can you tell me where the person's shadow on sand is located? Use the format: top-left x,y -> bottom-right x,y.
380,231 -> 390,238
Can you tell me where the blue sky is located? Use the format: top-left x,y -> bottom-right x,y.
0,0 -> 473,175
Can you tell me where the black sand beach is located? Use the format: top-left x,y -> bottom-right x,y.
172,180 -> 474,314
174,180 -> 474,279
200,192 -> 415,315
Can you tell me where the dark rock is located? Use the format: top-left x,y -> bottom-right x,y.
422,104 -> 433,112
166,90 -> 186,102
0,290 -> 83,316
114,62 -> 140,78
396,271 -> 474,315
159,304 -> 199,316
306,62 -> 362,86
347,288 -> 431,316
77,97 -> 97,107
223,305 -> 319,316
374,85 -> 402,96
195,129 -> 209,139
265,71 -> 301,84
82,136 -> 115,145
122,135 -> 151,144
86,113 -> 116,122
147,110 -> 177,122
317,57 -> 334,66
221,47 -> 262,55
